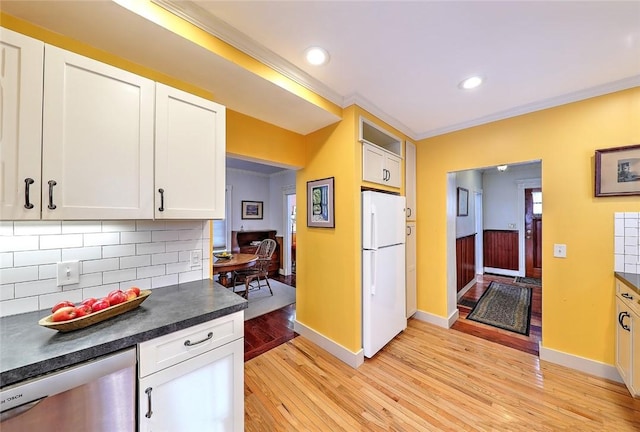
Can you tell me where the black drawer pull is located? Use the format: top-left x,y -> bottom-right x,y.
622,293 -> 633,300
184,332 -> 213,347
24,178 -> 35,209
145,387 -> 153,418
158,188 -> 165,212
619,311 -> 631,331
47,180 -> 57,210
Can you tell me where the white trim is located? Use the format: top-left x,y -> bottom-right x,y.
539,343 -> 623,383
413,308 -> 459,329
282,186 -> 296,276
226,167 -> 271,178
484,267 -> 519,277
516,178 -> 542,276
293,320 -> 364,368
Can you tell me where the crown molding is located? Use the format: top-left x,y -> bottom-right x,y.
153,0 -> 344,107
418,75 -> 640,140
343,92 -> 417,140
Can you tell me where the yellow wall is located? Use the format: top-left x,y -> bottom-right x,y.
418,88 -> 640,363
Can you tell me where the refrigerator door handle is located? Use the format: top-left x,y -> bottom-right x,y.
371,204 -> 378,250
371,250 -> 376,295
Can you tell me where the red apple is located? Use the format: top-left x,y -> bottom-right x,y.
124,288 -> 138,301
92,298 -> 110,313
52,306 -> 78,322
74,304 -> 92,318
108,290 -> 127,306
80,297 -> 97,309
128,286 -> 141,297
51,300 -> 75,314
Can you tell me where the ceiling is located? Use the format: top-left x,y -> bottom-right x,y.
2,1 -> 639,140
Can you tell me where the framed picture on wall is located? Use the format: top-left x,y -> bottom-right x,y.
241,200 -> 263,219
307,177 -> 335,228
595,144 -> 640,197
457,187 -> 469,216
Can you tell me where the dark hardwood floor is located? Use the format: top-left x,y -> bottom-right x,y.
244,274 -> 297,361
452,273 -> 542,355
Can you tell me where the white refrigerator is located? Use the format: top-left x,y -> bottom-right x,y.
362,190 -> 407,358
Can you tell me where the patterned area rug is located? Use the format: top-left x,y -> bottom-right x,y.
467,282 -> 532,335
514,276 -> 542,286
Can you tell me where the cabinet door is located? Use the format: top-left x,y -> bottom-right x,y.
616,297 -> 633,389
405,141 -> 416,220
42,45 -> 154,219
155,83 -> 226,219
0,29 -> 43,220
406,222 -> 417,318
362,142 -> 385,184
384,153 -> 402,188
139,338 -> 244,432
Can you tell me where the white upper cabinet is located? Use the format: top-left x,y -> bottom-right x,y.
405,141 -> 416,220
155,84 -> 226,219
42,45 -> 155,219
0,28 -> 44,220
360,117 -> 402,189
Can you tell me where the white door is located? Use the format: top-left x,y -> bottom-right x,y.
362,191 -> 406,249
384,153 -> 402,188
138,338 -> 244,432
406,222 -> 417,318
363,244 -> 406,358
42,45 -> 154,219
362,142 -> 385,185
155,83 -> 226,219
0,29 -> 43,220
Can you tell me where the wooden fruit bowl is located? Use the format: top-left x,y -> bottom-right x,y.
38,290 -> 151,332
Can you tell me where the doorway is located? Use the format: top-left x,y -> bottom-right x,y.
525,188 -> 542,278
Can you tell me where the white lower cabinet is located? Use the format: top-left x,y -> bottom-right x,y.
615,279 -> 640,397
406,222 -> 417,318
138,312 -> 244,431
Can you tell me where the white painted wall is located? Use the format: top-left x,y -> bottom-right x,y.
455,169 -> 482,238
226,168 -> 273,232
268,170 -> 296,236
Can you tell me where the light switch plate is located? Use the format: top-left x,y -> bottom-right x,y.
553,244 -> 567,258
190,250 -> 202,268
57,261 -> 80,286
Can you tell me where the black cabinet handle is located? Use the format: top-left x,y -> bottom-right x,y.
619,311 -> 631,331
145,387 -> 153,418
158,188 -> 165,212
622,293 -> 633,300
24,178 -> 35,209
407,225 -> 412,236
47,180 -> 57,210
407,208 -> 412,218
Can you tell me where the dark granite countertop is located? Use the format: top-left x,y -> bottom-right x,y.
0,279 -> 247,388
615,272 -> 640,294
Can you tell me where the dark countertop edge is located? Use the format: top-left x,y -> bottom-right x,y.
1,280 -> 247,388
615,272 -> 640,293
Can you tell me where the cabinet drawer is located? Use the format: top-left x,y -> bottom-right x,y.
138,311 -> 243,378
617,280 -> 640,316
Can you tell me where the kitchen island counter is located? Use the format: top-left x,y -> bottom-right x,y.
0,279 -> 246,388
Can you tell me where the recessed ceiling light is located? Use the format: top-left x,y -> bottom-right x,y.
459,76 -> 483,90
305,46 -> 329,66
497,165 -> 508,172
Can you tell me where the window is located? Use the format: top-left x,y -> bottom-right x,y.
213,186 -> 232,251
532,191 -> 542,216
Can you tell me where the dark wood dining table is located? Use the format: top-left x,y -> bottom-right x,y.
213,253 -> 258,286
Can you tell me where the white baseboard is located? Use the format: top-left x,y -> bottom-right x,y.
294,320 -> 364,368
539,343 -> 622,383
413,309 -> 458,329
457,276 -> 477,300
484,267 -> 520,277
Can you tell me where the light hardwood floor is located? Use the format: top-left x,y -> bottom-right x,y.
245,318 -> 640,431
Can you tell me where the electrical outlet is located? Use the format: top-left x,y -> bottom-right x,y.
508,223 -> 516,229
57,261 -> 80,286
553,244 -> 567,258
190,250 -> 202,268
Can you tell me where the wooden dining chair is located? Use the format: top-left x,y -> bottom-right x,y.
231,239 -> 276,299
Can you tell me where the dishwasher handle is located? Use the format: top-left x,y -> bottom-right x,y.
0,398 -> 45,422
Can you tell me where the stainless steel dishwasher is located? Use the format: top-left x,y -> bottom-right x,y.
0,348 -> 136,431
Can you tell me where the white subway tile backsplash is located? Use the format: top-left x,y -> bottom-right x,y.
625,227 -> 639,237
152,230 -> 180,242
615,212 -> 640,275
40,234 -> 83,250
14,249 -> 61,267
152,252 -> 179,265
625,263 -> 638,273
0,266 -> 39,284
120,255 -> 151,269
103,268 -> 137,284
0,219 -> 210,315
0,253 -> 13,268
625,236 -> 639,246
615,212 -> 624,219
615,254 -> 625,272
615,218 -> 625,236
624,212 -> 640,218
102,244 -> 136,258
625,245 -> 638,256
62,246 -> 103,261
15,279 -> 58,298
137,265 -> 165,279
0,236 -> 39,252
615,237 -> 625,254
121,231 -> 151,244
14,221 -> 61,235
62,221 -> 102,234
136,242 -> 165,255
84,232 -> 119,247
82,258 -> 119,274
